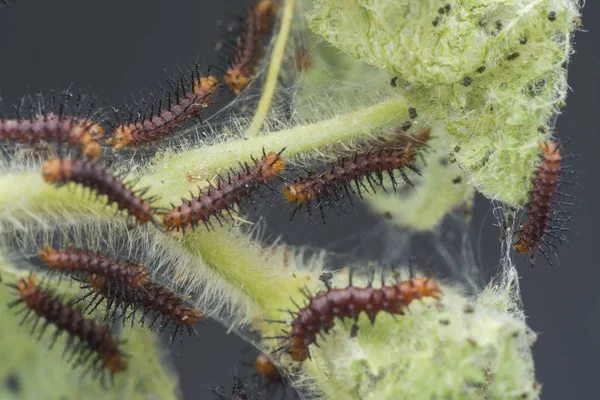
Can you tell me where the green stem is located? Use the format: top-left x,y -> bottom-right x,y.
246,0 -> 296,137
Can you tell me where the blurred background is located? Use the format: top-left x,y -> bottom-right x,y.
0,1 -> 597,399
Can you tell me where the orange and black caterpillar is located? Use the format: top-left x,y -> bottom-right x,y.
224,0 -> 278,95
268,273 -> 442,362
513,140 -> 572,264
7,275 -> 127,379
39,245 -> 148,293
0,91 -> 103,159
42,158 -> 160,226
283,128 -> 431,222
83,275 -> 205,343
162,149 -> 285,232
107,67 -> 218,150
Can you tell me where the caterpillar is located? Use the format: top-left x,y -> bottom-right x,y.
107,68 -> 218,150
283,128 -> 431,222
162,149 -> 285,232
39,245 -> 148,292
7,275 -> 127,377
269,274 -> 442,362
0,92 -> 103,160
224,0 -> 278,95
84,275 -> 205,343
41,158 -> 159,226
513,140 -> 570,264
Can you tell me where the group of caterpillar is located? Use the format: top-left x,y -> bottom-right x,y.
3,0 -> 577,394
267,272 -> 443,362
2,0 -> 279,156
1,1 -> 284,230
5,245 -> 205,377
161,126 -> 432,231
1,70 -> 218,157
513,140 -> 572,265
40,124 -> 432,232
39,245 -> 205,342
0,0 -> 440,390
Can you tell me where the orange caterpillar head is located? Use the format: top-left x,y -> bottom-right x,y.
101,350 -> 128,374
41,159 -> 67,183
38,244 -> 57,266
68,120 -> 103,159
513,236 -> 530,253
16,276 -> 41,308
540,140 -> 561,162
402,127 -> 431,151
254,353 -> 282,382
262,151 -> 285,179
79,122 -> 103,159
287,335 -> 309,362
81,141 -> 101,160
107,126 -> 134,151
181,308 -> 206,326
134,266 -> 149,284
255,0 -> 278,18
78,120 -> 104,139
194,75 -> 219,100
224,68 -> 250,96
282,183 -> 306,205
400,276 -> 443,300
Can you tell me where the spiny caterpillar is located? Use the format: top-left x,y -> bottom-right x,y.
268,274 -> 442,362
224,0 -> 278,95
39,245 -> 148,292
0,92 -> 104,160
7,275 -> 127,377
283,128 -> 431,222
513,140 -> 570,264
84,275 -> 205,342
162,150 -> 285,232
41,158 -> 159,226
107,68 -> 218,150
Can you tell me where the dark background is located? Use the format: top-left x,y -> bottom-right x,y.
0,1 -> 597,399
